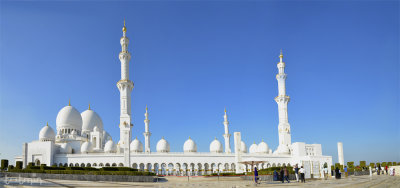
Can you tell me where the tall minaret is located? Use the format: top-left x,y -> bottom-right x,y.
143,105 -> 151,153
275,50 -> 292,151
117,20 -> 133,167
223,108 -> 232,153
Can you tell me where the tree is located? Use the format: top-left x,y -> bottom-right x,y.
369,163 -> 375,168
1,159 -> 9,170
16,161 -> 23,169
359,161 -> 366,168
347,162 -> 354,168
387,162 -> 392,166
381,162 -> 387,167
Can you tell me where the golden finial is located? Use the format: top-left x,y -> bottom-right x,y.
254,141 -> 256,144
279,49 -> 283,59
189,136 -> 191,139
262,138 -> 264,142
88,102 -> 91,110
162,136 -> 164,139
224,107 -> 227,113
135,136 -> 137,140
146,104 -> 148,111
215,137 -> 217,140
68,98 -> 71,106
122,19 -> 127,32
46,122 -> 49,126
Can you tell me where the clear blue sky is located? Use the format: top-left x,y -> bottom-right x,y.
1,0 -> 399,165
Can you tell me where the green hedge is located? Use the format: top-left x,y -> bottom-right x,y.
247,167 -> 294,175
1,159 -> 9,170
387,162 -> 392,166
347,162 -> 354,168
369,163 -> 375,168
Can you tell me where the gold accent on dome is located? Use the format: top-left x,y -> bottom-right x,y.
279,49 -> 283,59
146,104 -> 148,111
88,103 -> 91,110
122,19 -> 127,32
68,98 -> 71,106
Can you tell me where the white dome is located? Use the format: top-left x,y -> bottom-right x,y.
56,105 -> 82,131
240,141 -> 247,153
104,140 -> 116,153
209,138 -> 223,153
249,142 -> 258,153
39,124 -> 55,141
80,141 -> 93,153
257,140 -> 269,153
156,137 -> 170,153
183,137 -> 197,153
81,109 -> 103,132
130,138 -> 143,153
59,143 -> 72,154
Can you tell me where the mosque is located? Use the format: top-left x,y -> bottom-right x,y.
16,22 -> 332,178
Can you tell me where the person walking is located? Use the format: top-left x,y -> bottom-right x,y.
254,167 -> 259,184
335,167 -> 340,179
324,166 -> 328,180
299,166 -> 305,183
283,167 -> 290,183
280,168 -> 284,183
385,165 -> 388,175
377,164 -> 381,175
344,166 -> 348,178
294,164 -> 299,182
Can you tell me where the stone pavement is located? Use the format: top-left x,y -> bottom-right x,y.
1,175 -> 399,187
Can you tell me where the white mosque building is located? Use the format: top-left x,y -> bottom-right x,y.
16,22 -> 332,177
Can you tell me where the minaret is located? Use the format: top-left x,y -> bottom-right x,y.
143,105 -> 151,153
223,108 -> 232,153
117,20 -> 133,167
275,50 -> 292,150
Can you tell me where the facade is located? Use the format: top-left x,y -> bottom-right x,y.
16,22 -> 332,178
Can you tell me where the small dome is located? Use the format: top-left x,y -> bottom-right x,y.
59,143 -> 72,154
56,105 -> 82,131
81,109 -> 103,132
209,138 -> 223,153
130,138 -> 143,153
249,142 -> 258,153
183,137 -> 197,153
39,123 -> 55,141
93,126 -> 99,132
80,141 -> 93,153
257,140 -> 269,153
104,140 -> 116,153
156,137 -> 170,153
240,141 -> 247,153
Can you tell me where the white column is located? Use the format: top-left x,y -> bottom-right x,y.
223,108 -> 231,153
337,142 -> 344,167
117,20 -> 133,167
275,51 -> 292,148
143,105 -> 151,153
234,132 -> 243,174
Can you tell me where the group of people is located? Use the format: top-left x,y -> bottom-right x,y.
376,164 -> 396,176
253,164 -> 306,184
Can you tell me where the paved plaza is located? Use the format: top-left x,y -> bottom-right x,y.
1,175 -> 399,188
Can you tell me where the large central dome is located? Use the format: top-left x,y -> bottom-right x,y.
56,105 -> 82,132
81,109 -> 103,132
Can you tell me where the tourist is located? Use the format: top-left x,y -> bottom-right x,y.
381,166 -> 385,175
344,166 -> 348,178
385,165 -> 388,175
280,168 -> 284,183
335,167 -> 340,179
377,164 -> 381,175
294,164 -> 299,182
299,166 -> 305,183
324,166 -> 328,180
283,167 -> 290,183
254,167 -> 259,184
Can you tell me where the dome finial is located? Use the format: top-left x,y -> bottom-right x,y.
68,98 -> 71,106
224,107 -> 226,113
215,137 -> 217,140
46,122 -> 49,126
122,19 -> 127,32
146,104 -> 148,112
88,102 -> 91,110
279,49 -> 283,62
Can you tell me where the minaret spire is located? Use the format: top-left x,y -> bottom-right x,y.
223,108 -> 231,153
143,105 -> 151,153
117,20 -> 134,166
275,50 -> 291,154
